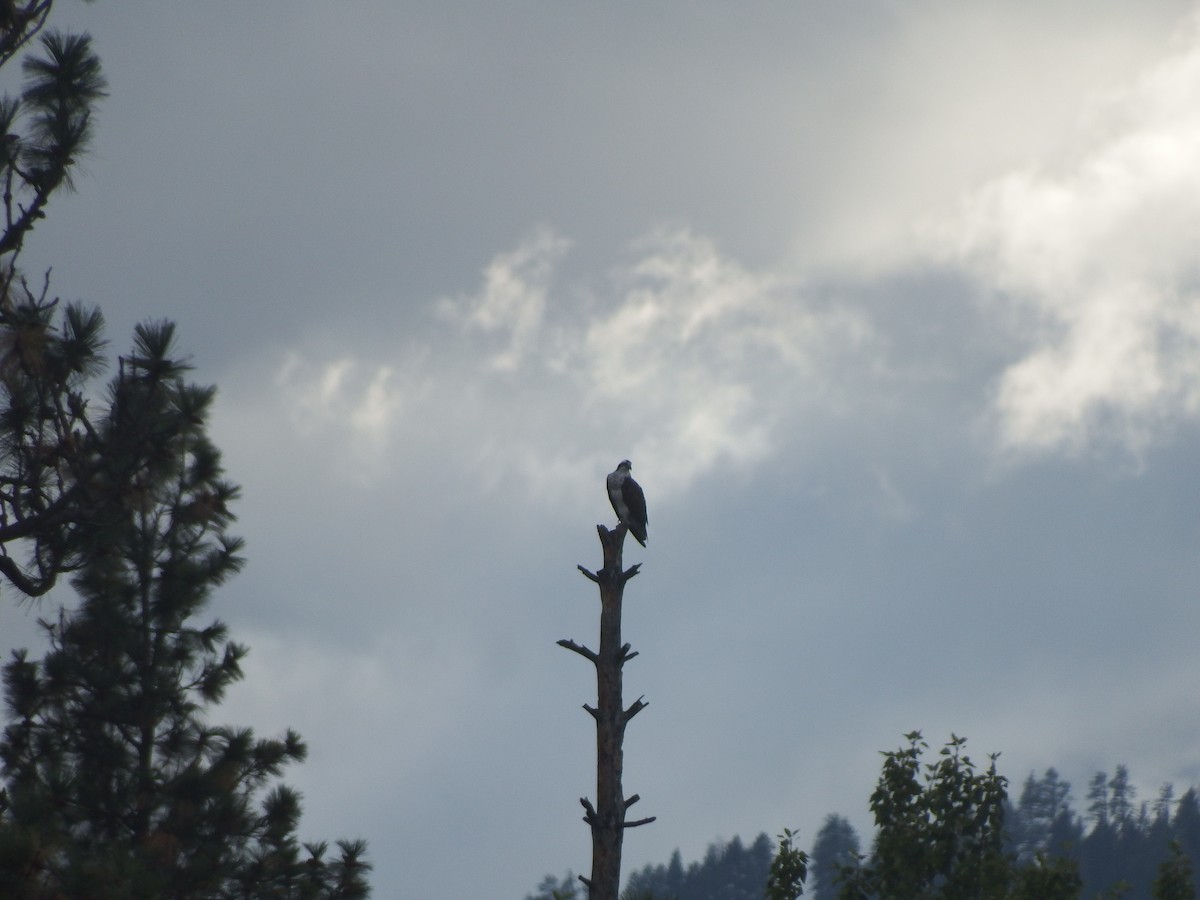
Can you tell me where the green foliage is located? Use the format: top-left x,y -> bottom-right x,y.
0,23 -> 107,260
592,752 -> 1200,900
0,8 -> 371,895
0,325 -> 371,898
1007,853 -> 1082,900
18,29 -> 107,196
0,16 -> 112,600
0,5 -> 202,610
765,827 -> 808,900
1153,842 -> 1197,900
839,732 -> 1010,900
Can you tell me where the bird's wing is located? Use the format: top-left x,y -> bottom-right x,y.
624,478 -> 647,524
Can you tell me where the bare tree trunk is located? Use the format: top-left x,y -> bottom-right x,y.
559,523 -> 655,900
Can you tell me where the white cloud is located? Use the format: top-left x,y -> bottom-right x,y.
257,227 -> 871,509
346,365 -> 404,443
445,226 -> 871,502
782,2 -> 1189,275
941,12 -> 1200,456
575,227 -> 868,495
272,352 -> 414,466
435,227 -> 571,372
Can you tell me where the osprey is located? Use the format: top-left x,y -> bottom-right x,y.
607,459 -> 648,547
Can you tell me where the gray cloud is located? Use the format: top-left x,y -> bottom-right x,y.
4,3 -> 1200,897
927,10 -> 1200,456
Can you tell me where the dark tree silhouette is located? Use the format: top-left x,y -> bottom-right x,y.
0,20 -> 111,599
810,814 -> 859,899
0,8 -> 372,896
0,6 -> 205,607
1153,841 -> 1197,900
0,324 -> 370,898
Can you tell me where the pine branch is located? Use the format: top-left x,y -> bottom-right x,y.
0,552 -> 50,595
0,2 -> 51,73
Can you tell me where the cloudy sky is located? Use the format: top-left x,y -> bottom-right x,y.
4,1 -> 1200,896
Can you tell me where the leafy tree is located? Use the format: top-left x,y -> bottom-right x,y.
1007,853 -> 1081,900
838,732 -> 1010,900
809,814 -> 859,900
0,324 -> 370,898
1153,841 -> 1197,900
765,827 -> 808,900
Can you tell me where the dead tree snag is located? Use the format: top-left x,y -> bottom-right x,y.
558,522 -> 655,900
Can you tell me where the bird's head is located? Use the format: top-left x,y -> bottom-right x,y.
617,459 -> 632,471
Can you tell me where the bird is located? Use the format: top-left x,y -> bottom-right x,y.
607,459 -> 648,547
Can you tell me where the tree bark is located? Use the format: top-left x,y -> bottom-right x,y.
559,523 -> 654,900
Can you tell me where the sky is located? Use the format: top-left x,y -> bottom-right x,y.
3,1 -> 1200,896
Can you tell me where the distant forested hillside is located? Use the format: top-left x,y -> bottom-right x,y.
526,760 -> 1200,899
